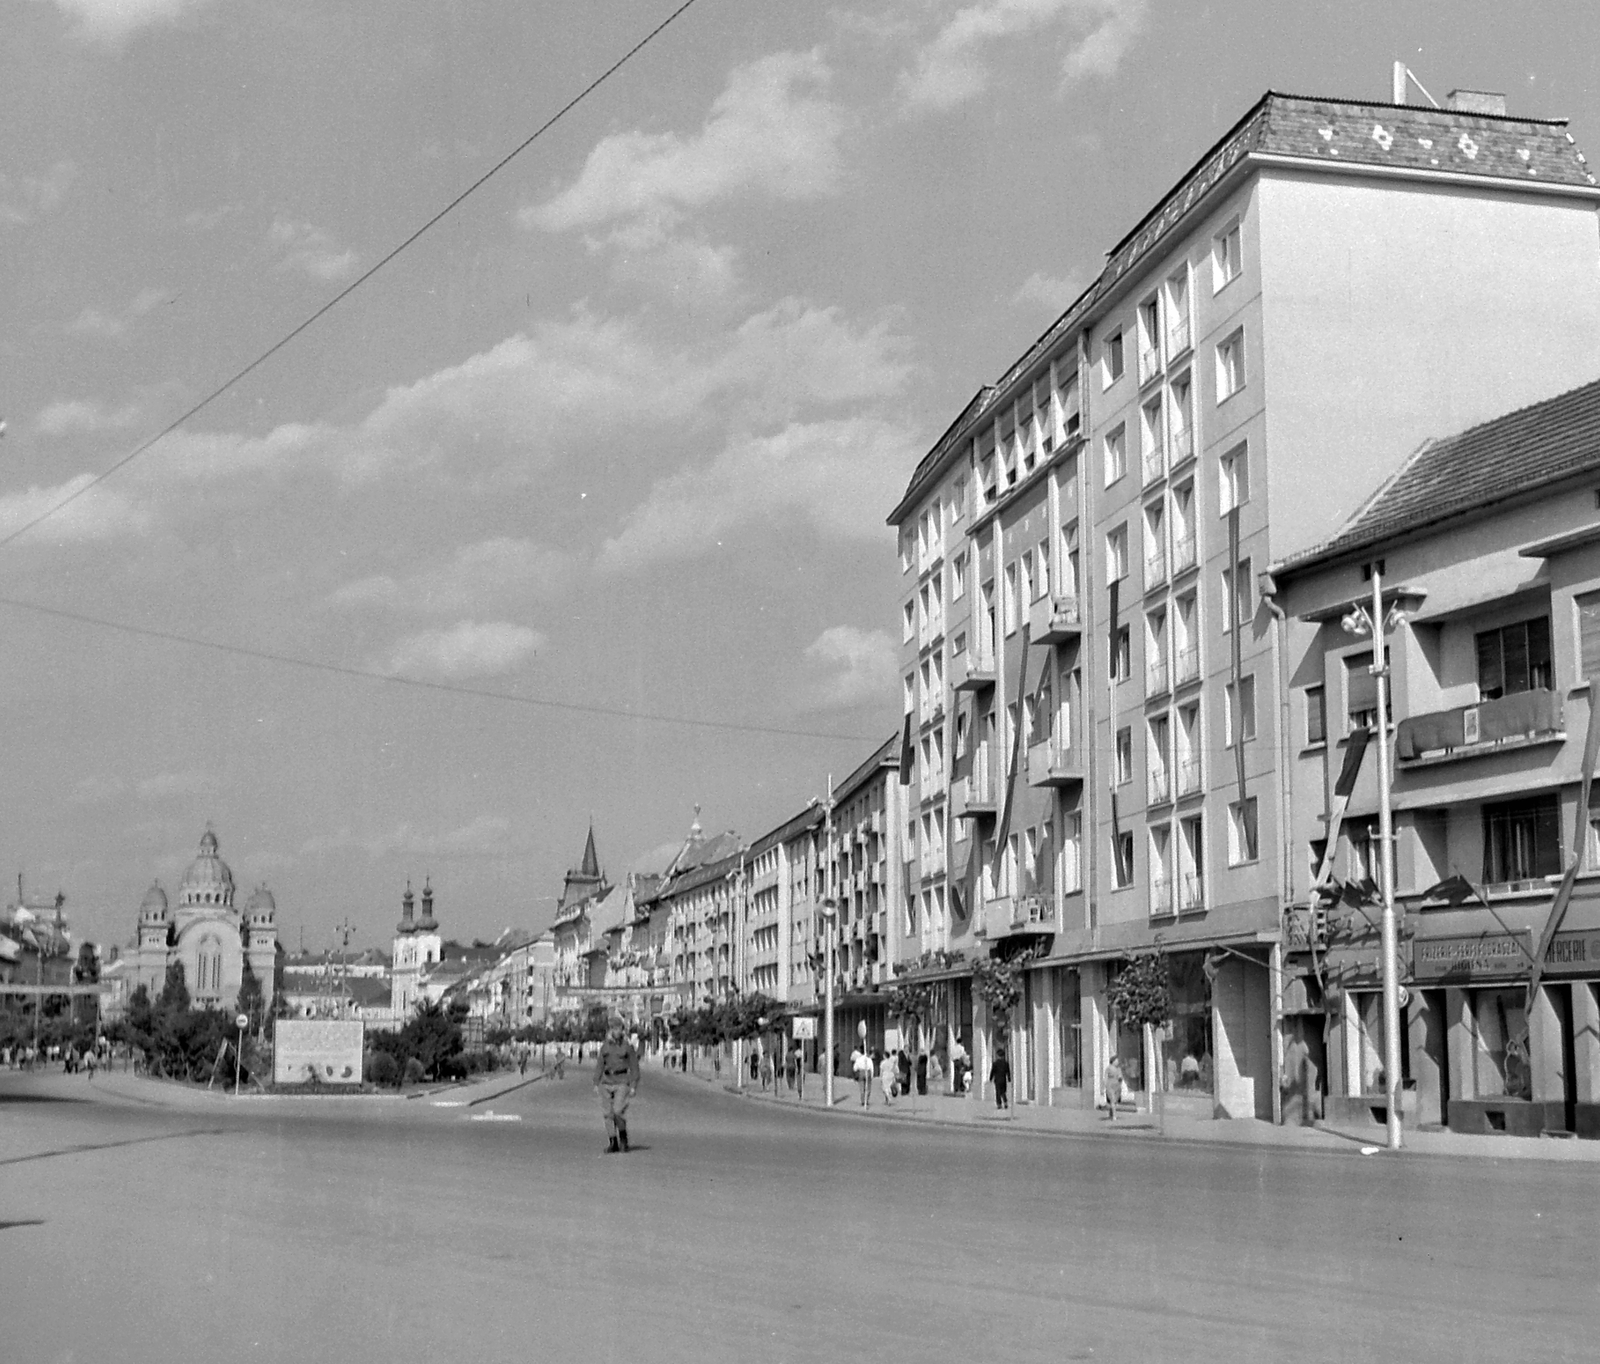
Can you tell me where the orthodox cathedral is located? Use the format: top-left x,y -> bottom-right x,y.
390,878 -> 442,1018
131,827 -> 279,1012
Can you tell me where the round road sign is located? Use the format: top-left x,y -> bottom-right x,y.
235,1014 -> 250,1031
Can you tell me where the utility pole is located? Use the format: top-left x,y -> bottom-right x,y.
822,773 -> 837,1109
334,919 -> 356,1019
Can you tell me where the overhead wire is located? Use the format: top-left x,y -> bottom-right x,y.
0,0 -> 704,554
0,593 -> 878,744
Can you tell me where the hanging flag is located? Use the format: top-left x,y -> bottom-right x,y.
898,711 -> 914,786
1229,506 -> 1248,811
1110,791 -> 1127,884
994,624 -> 1032,855
1419,873 -> 1485,907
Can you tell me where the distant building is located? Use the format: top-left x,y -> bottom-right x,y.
390,879 -> 442,1018
130,828 -> 278,1013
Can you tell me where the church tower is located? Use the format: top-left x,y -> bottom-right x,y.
390,881 -> 419,1018
414,878 -> 441,968
557,824 -> 608,916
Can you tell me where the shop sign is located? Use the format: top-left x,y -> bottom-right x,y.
1413,932 -> 1532,982
1540,930 -> 1600,976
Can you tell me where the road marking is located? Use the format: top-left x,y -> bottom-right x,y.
432,1100 -> 466,1107
469,1110 -> 521,1122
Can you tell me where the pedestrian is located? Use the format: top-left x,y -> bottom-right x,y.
518,1048 -> 529,1078
879,1048 -> 897,1105
927,1049 -> 943,1092
915,1050 -> 928,1096
950,1034 -> 969,1094
749,1050 -> 759,1083
990,1046 -> 1012,1111
759,1050 -> 774,1091
593,1016 -> 640,1154
792,1042 -> 805,1100
852,1045 -> 873,1106
86,1050 -> 97,1080
897,1048 -> 912,1099
1104,1054 -> 1125,1121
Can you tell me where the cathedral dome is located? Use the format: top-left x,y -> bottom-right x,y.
139,882 -> 168,922
245,885 -> 276,922
179,827 -> 235,908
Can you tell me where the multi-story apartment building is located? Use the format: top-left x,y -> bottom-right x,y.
1274,377 -> 1600,1138
739,804 -> 824,1002
889,85 -> 1600,1122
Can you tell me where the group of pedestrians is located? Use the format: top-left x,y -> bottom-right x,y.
750,1042 -> 807,1098
848,1044 -> 939,1106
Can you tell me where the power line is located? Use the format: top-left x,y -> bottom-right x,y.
0,593 -> 877,745
0,0 -> 706,555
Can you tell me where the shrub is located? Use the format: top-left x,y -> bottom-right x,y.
402,1057 -> 426,1086
365,1052 -> 399,1086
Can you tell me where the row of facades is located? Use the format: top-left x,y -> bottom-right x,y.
509,84 -> 1600,1135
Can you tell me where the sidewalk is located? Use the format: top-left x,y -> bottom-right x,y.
683,1062 -> 1600,1164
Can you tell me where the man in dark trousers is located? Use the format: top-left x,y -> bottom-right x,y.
594,1018 -> 640,1153
989,1046 -> 1012,1111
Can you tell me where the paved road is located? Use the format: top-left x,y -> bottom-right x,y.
2,1064 -> 1594,1363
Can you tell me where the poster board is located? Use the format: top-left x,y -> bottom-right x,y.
274,1018 -> 365,1085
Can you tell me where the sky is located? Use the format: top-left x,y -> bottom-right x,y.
2,0 -> 1598,956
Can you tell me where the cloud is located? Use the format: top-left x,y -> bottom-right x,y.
35,0 -> 217,43
607,233 -> 743,305
34,397 -> 145,436
69,773 -> 128,805
802,626 -> 899,710
0,474 -> 150,543
136,769 -> 213,801
270,217 -> 358,281
628,839 -> 684,875
1012,268 -> 1091,311
382,621 -> 544,680
528,50 -> 845,237
899,0 -> 1148,112
300,815 -> 516,861
66,286 -> 166,339
599,416 -> 917,572
330,537 -> 573,615
0,160 -> 77,226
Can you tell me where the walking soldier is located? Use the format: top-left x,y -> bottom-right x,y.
594,1017 -> 640,1153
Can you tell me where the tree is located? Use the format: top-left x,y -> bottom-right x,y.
971,948 -> 1039,1030
236,957 -> 265,1032
887,980 -> 934,1044
158,961 -> 190,1015
1104,953 -> 1172,1032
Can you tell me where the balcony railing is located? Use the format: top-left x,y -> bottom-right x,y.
1174,644 -> 1200,685
1145,550 -> 1167,587
1179,874 -> 1205,912
1170,426 -> 1194,465
1138,345 -> 1161,386
1172,533 -> 1197,573
1150,876 -> 1174,918
1176,756 -> 1202,796
1147,768 -> 1172,805
1146,657 -> 1170,697
951,648 -> 997,691
1396,688 -> 1564,763
1142,447 -> 1165,486
1030,591 -> 1082,644
951,769 -> 998,820
1027,737 -> 1085,787
1167,318 -> 1192,357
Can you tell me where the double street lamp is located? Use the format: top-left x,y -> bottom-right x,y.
1340,564 -> 1423,1153
818,897 -> 838,1109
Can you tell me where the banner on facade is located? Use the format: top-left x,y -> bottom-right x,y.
274,1019 -> 364,1085
1412,932 -> 1532,982
790,1016 -> 816,1040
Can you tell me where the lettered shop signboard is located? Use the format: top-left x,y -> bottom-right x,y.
274,1019 -> 365,1085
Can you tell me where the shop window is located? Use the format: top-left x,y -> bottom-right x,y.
1160,953 -> 1213,1094
1472,989 -> 1532,1099
1482,794 -> 1561,885
1476,617 -> 1552,699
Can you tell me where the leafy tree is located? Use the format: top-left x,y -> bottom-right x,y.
158,961 -> 191,1015
1104,952 -> 1172,1031
887,980 -> 934,1039
971,948 -> 1039,1029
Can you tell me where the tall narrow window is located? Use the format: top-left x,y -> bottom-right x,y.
1216,329 -> 1246,403
1228,797 -> 1259,865
1104,330 -> 1125,387
1305,685 -> 1326,746
1482,795 -> 1561,884
1213,218 -> 1242,291
1476,617 -> 1553,699
1224,675 -> 1256,746
1104,423 -> 1127,485
1107,524 -> 1129,583
1115,727 -> 1133,786
1166,269 -> 1191,354
1221,444 -> 1250,513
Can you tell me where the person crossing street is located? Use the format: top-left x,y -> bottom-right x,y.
594,1018 -> 640,1154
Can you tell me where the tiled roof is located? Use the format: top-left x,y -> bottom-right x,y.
833,734 -> 901,805
894,90 -> 1596,523
1278,375 -> 1600,572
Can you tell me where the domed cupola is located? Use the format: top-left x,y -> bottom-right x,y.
179,826 -> 235,910
245,884 -> 276,926
396,881 -> 416,935
139,881 -> 169,924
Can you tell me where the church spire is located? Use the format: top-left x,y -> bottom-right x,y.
397,880 -> 416,935
580,822 -> 601,879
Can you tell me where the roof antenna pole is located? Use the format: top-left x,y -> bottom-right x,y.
1392,61 -> 1441,109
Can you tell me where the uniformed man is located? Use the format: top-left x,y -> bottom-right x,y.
594,1017 -> 640,1153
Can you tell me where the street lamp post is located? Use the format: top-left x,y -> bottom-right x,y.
819,898 -> 838,1109
1341,564 -> 1420,1153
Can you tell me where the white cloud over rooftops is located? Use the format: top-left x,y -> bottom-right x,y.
801,625 -> 899,710
381,620 -> 544,680
40,0 -> 218,45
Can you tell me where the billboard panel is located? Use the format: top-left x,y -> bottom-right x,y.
274,1019 -> 365,1085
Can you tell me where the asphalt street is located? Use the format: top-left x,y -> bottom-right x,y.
2,1063 -> 1595,1363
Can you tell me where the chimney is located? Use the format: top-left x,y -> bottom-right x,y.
1447,89 -> 1507,116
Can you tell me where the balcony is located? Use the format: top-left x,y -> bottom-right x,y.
1172,533 -> 1197,574
1176,757 -> 1203,797
1147,768 -> 1172,805
1167,318 -> 1192,358
1144,550 -> 1167,588
1146,656 -> 1171,698
1028,738 -> 1084,787
1174,644 -> 1200,686
1138,344 -> 1162,387
1396,688 -> 1564,765
1170,426 -> 1194,465
1030,592 -> 1083,644
951,648 -> 997,691
1142,447 -> 1166,486
1179,874 -> 1205,912
982,892 -> 1055,938
951,771 -> 998,820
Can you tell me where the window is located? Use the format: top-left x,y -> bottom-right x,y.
1222,557 -> 1253,632
1141,396 -> 1164,482
1146,606 -> 1169,695
1103,330 -> 1125,387
1577,589 -> 1600,681
1020,550 -> 1035,607
903,673 -> 915,716
1228,797 -> 1259,865
1176,701 -> 1202,794
1221,444 -> 1250,513
1224,674 -> 1256,746
1059,370 -> 1082,439
950,476 -> 967,523
1104,423 -> 1127,485
1004,562 -> 1019,635
902,599 -> 915,642
1216,328 -> 1245,403
900,530 -> 913,573
1148,713 -> 1171,802
1113,829 -> 1135,889
1000,425 -> 1017,488
1170,480 -> 1196,571
1174,591 -> 1199,685
1213,217 -> 1242,291
1476,617 -> 1553,699
1149,825 -> 1173,913
1137,296 -> 1161,383
1061,523 -> 1081,598
1168,371 -> 1194,464
1166,269 -> 1191,354
1106,524 -> 1129,582
951,552 -> 967,601
1111,625 -> 1131,683
1061,815 -> 1082,893
1344,650 -> 1390,732
1305,685 -> 1326,747
1179,815 -> 1205,908
1144,502 -> 1167,585
1036,539 -> 1050,600
1483,794 -> 1561,885
1115,726 -> 1133,785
